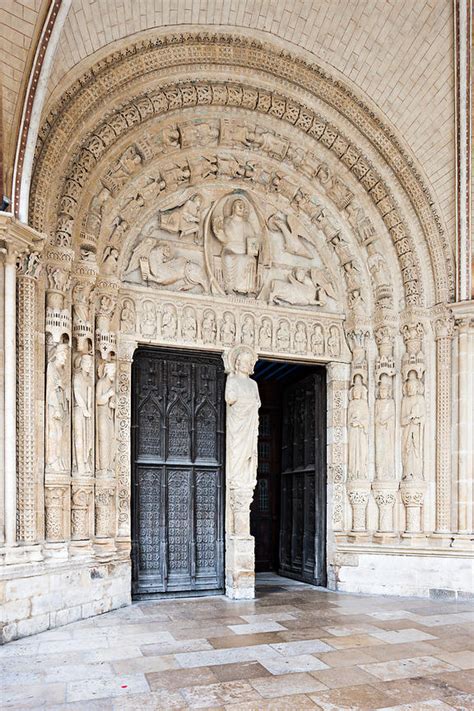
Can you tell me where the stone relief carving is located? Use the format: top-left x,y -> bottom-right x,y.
270,267 -> 325,307
72,353 -> 94,476
96,361 -> 117,477
45,343 -> 70,474
201,309 -> 217,344
125,238 -> 208,293
223,345 -> 260,537
120,298 -> 136,334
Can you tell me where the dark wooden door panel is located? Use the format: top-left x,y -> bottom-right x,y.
132,348 -> 225,597
279,370 -> 326,585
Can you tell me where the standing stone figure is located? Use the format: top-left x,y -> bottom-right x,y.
46,342 -> 70,473
96,361 -> 117,476
224,345 -> 261,536
375,373 -> 395,480
348,374 -> 369,480
401,370 -> 425,480
72,353 -> 94,475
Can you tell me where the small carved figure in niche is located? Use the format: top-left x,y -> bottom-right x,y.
348,374 -> 369,480
96,295 -> 115,333
101,246 -> 119,276
108,216 -> 129,243
120,192 -> 145,222
270,267 -> 324,307
179,122 -> 219,147
312,324 -> 325,356
327,325 -> 341,357
259,318 -> 272,350
327,176 -> 354,210
267,212 -> 313,258
141,300 -> 156,338
221,312 -> 236,346
241,315 -> 255,346
189,154 -> 218,182
252,131 -> 289,159
276,320 -> 291,351
161,161 -> 191,190
201,309 -> 217,344
120,299 -> 135,334
375,374 -> 396,480
160,193 -> 203,242
217,154 -> 245,179
224,345 -> 260,536
107,145 -> 142,188
72,353 -> 93,475
182,306 -> 197,341
96,361 -> 116,476
137,173 -> 166,201
401,370 -> 425,481
46,342 -> 70,473
72,282 -> 92,326
85,186 -> 110,237
287,146 -> 318,180
125,239 -> 208,293
294,322 -> 308,354
162,304 -> 177,339
316,209 -> 340,240
212,195 -> 266,296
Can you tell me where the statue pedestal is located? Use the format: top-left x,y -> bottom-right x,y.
225,535 -> 255,600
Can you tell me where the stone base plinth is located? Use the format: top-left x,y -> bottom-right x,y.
225,535 -> 255,600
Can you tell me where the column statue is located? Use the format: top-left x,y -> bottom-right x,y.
375,373 -> 395,480
96,361 -> 117,476
347,374 -> 369,480
72,353 -> 93,475
401,369 -> 425,480
45,342 -> 70,473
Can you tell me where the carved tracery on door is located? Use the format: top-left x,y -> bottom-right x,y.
131,348 -> 225,596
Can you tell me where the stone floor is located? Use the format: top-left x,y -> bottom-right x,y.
1,575 -> 474,710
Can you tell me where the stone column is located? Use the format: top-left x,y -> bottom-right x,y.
44,247 -> 74,553
372,323 -> 398,537
0,216 -> 44,554
345,326 -> 371,537
70,267 -> 97,555
94,277 -> 119,557
4,248 -> 17,547
0,249 -> 4,544
223,345 -> 260,600
452,302 -> 474,534
433,307 -> 455,534
116,340 -> 136,546
16,252 -> 42,543
400,312 -> 426,535
326,362 -> 350,533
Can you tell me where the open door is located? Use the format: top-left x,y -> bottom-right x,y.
279,369 -> 326,585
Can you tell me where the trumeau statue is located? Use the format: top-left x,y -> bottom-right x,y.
72,353 -> 94,475
348,374 -> 369,480
224,345 -> 260,537
96,361 -> 117,476
375,373 -> 396,480
401,370 -> 425,480
46,342 -> 70,473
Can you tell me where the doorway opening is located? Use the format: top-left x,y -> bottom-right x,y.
251,360 -> 327,586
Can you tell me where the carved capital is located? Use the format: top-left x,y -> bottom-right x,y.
16,251 -> 42,279
432,305 -> 455,340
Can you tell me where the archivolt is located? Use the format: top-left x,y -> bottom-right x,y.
29,32 -> 452,305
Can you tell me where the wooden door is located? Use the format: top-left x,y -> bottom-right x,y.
279,370 -> 326,585
131,348 -> 225,597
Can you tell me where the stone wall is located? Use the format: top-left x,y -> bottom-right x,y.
0,559 -> 130,644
